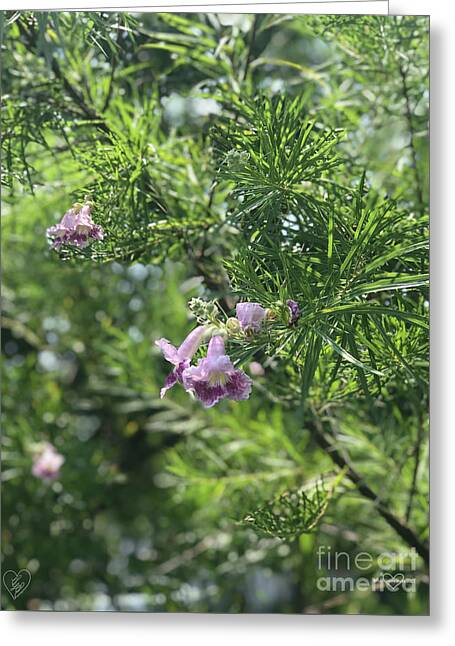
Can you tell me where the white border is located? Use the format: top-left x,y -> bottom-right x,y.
0,1 -> 389,13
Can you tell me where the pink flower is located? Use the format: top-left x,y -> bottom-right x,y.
46,208 -> 77,248
47,203 -> 104,250
32,443 -> 65,481
155,326 -> 207,399
182,336 -> 252,408
236,302 -> 266,332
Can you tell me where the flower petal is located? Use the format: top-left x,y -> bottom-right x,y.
190,381 -> 227,408
90,224 -> 104,241
159,361 -> 189,398
60,209 -> 77,230
177,325 -> 207,362
155,338 -> 179,364
206,335 -> 226,360
287,299 -> 301,324
160,369 -> 179,399
226,370 -> 253,401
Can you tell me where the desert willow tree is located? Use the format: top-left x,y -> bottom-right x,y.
2,13 -> 429,563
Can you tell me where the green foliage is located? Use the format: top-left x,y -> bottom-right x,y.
216,98 -> 429,402
214,95 -> 344,235
2,11 -> 429,614
242,477 -> 334,539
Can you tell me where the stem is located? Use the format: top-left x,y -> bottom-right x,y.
399,63 -> 424,215
101,16 -> 120,113
309,418 -> 429,566
406,409 -> 425,522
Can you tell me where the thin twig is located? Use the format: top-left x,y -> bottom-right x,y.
406,408 -> 425,522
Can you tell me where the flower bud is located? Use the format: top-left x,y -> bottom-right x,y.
287,299 -> 301,325
188,297 -> 219,323
236,302 -> 266,332
243,326 -> 255,339
226,317 -> 241,334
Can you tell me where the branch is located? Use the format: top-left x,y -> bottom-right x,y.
18,17 -> 110,134
242,14 -> 260,83
101,15 -> 121,113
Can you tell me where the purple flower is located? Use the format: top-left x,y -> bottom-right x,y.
155,325 -> 207,399
236,302 -> 266,332
287,299 -> 300,324
47,203 -> 104,250
182,336 -> 252,408
32,443 -> 64,481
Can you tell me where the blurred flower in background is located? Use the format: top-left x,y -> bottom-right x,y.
32,443 -> 65,481
248,361 -> 265,377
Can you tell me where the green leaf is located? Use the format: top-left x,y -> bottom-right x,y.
319,304 -> 429,329
346,273 -> 429,298
313,326 -> 384,376
363,241 -> 428,274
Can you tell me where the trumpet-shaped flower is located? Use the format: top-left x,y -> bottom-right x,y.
32,443 -> 65,481
47,203 -> 104,250
182,336 -> 252,408
235,302 -> 266,332
155,325 -> 207,399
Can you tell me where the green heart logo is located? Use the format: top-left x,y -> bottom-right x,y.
3,569 -> 32,599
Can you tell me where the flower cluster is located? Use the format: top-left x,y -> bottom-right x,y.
32,443 -> 65,481
155,300 -> 300,408
47,202 -> 104,250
